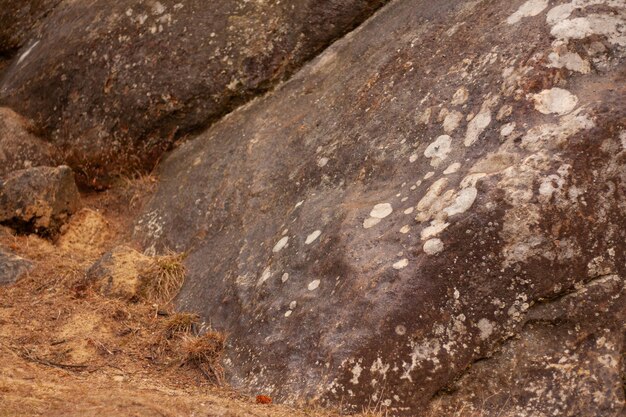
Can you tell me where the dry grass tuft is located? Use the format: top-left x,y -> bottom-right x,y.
163,312 -> 199,339
181,331 -> 226,385
140,251 -> 187,304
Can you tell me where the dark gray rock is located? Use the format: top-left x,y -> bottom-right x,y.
0,247 -> 33,286
134,0 -> 626,415
0,107 -> 60,178
0,166 -> 81,235
0,0 -> 385,187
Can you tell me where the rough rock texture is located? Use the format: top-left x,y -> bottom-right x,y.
0,166 -> 81,235
0,107 -> 60,178
135,0 -> 626,415
0,248 -> 33,286
86,246 -> 151,300
0,0 -> 60,56
0,0 -> 385,187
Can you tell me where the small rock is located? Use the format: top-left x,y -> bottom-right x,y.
0,247 -> 33,286
0,166 -> 81,235
86,246 -> 152,300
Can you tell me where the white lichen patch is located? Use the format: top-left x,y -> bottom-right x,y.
400,225 -> 410,234
546,3 -> 575,26
532,88 -> 578,115
404,207 -> 414,215
477,318 -> 495,340
317,157 -> 329,167
443,111 -> 463,133
464,102 -> 493,147
443,162 -> 461,175
305,230 -> 322,245
551,14 -> 626,46
451,87 -> 469,105
443,187 -> 478,217
284,310 -> 292,318
409,153 -> 419,163
421,219 -> 450,241
258,267 -> 271,285
308,279 -> 321,291
370,203 -> 393,219
500,122 -> 516,137
272,236 -> 289,252
507,0 -> 549,25
424,135 -> 453,166
423,238 -> 444,255
363,217 -> 382,229
393,258 -> 409,270
281,273 -> 289,283
547,50 -> 590,74
350,363 -> 363,385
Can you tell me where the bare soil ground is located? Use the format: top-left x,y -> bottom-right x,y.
0,177 -> 383,417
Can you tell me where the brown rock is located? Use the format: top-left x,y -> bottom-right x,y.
0,165 -> 81,235
135,0 -> 626,415
0,107 -> 60,178
85,246 -> 151,300
0,0 -> 385,186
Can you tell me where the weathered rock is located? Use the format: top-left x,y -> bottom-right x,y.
0,0 -> 385,186
0,0 -> 60,55
135,0 -> 626,415
86,246 -> 151,300
0,107 -> 60,178
0,166 -> 81,235
0,247 -> 33,286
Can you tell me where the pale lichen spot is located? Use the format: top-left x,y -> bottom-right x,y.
289,301 -> 297,309
424,135 -> 452,166
284,310 -> 293,318
370,203 -> 393,219
258,267 -> 271,285
424,171 -> 435,180
305,230 -> 322,245
404,207 -> 414,215
350,363 -> 363,385
506,0 -> 549,25
395,325 -> 407,336
421,219 -> 450,240
423,238 -> 444,255
451,86 -> 469,105
363,217 -> 382,229
500,122 -> 516,137
409,153 -> 419,163
281,273 -> 289,283
464,106 -> 492,147
272,236 -> 289,253
547,50 -> 590,74
308,279 -> 321,291
443,162 -> 461,175
444,187 -> 478,217
317,157 -> 329,167
400,225 -> 410,234
295,200 -> 304,208
477,318 -> 495,340
443,111 -> 463,133
546,3 -> 574,26
533,88 -> 578,115
393,258 -> 409,270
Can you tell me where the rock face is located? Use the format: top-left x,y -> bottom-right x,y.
0,0 -> 385,186
0,0 -> 60,56
0,107 -> 60,178
0,248 -> 32,286
134,0 -> 626,415
0,166 -> 81,235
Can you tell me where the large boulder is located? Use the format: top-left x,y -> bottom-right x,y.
0,0 -> 385,187
0,107 -> 60,178
135,0 -> 626,415
0,166 -> 81,235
